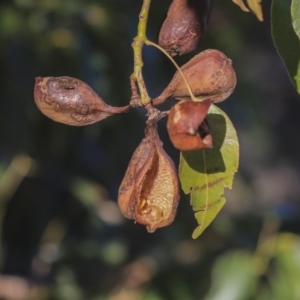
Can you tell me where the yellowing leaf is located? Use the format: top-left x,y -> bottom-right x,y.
232,0 -> 250,12
247,0 -> 263,21
179,105 -> 239,239
232,0 -> 264,21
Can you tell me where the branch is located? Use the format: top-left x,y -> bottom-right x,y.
131,0 -> 152,105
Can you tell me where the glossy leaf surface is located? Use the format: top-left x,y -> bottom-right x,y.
272,0 -> 300,93
292,0 -> 300,40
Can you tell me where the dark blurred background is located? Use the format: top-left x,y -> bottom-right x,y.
1,0 -> 300,299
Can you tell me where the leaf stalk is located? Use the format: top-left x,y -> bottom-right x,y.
145,40 -> 198,103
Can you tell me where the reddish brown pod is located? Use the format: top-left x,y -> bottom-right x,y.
167,99 -> 212,151
152,49 -> 236,105
158,0 -> 213,56
118,119 -> 180,232
34,76 -> 130,126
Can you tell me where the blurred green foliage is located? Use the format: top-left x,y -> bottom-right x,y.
0,0 -> 300,299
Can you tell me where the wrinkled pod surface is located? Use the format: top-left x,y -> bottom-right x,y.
34,76 -> 130,126
152,49 -> 236,105
118,119 -> 180,232
158,0 -> 213,56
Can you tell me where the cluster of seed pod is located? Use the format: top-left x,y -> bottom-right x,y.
33,0 -> 236,232
159,48 -> 236,152
157,0 -> 236,154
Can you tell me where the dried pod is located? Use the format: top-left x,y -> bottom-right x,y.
34,76 -> 130,126
118,132 -> 154,220
152,49 -> 236,105
118,120 -> 180,232
167,99 -> 212,151
158,0 -> 213,56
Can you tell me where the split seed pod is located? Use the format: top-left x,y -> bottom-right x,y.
118,120 -> 180,232
152,49 -> 236,105
167,99 -> 212,151
158,0 -> 213,56
34,76 -> 130,126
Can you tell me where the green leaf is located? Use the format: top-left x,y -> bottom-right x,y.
292,0 -> 300,40
179,105 -> 239,239
271,0 -> 300,93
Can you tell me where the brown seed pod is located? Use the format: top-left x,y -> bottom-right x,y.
117,131 -> 154,220
152,49 -> 236,105
167,99 -> 212,151
34,76 -> 130,126
118,120 -> 180,232
158,0 -> 213,56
